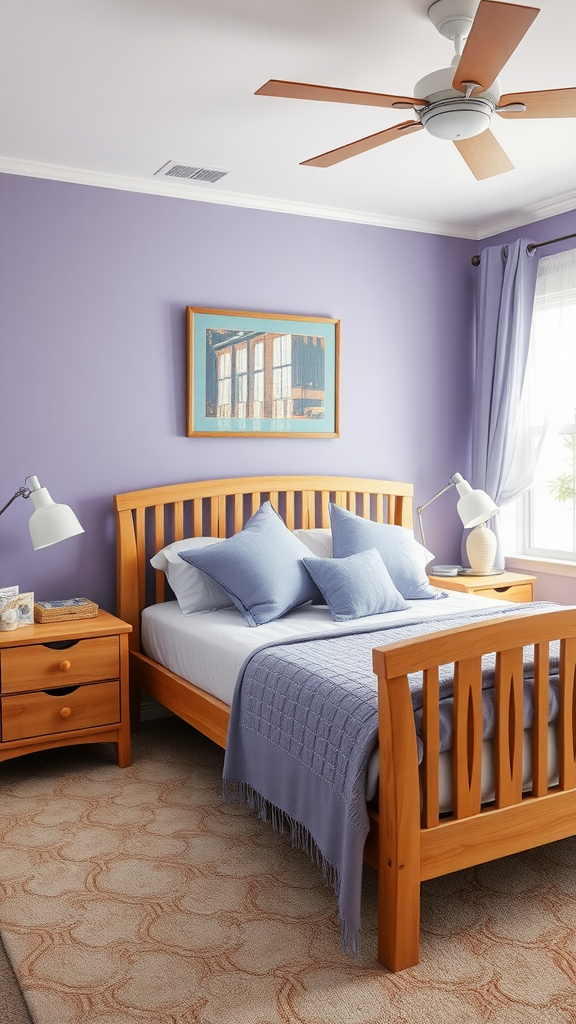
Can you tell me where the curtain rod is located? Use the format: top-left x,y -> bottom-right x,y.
471,230 -> 576,266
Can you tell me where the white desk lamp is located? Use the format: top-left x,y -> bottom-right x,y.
0,475 -> 84,549
417,472 -> 500,575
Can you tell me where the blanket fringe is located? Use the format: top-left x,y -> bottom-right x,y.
222,778 -> 360,956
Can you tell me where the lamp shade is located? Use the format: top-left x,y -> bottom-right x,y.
27,476 -> 84,550
452,473 -> 498,529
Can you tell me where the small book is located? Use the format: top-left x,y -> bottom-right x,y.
34,598 -> 99,622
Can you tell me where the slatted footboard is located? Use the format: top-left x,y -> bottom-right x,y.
371,607 -> 576,972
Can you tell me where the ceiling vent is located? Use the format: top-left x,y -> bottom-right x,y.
154,161 -> 231,184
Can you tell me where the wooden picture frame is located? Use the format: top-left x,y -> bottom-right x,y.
186,307 -> 339,438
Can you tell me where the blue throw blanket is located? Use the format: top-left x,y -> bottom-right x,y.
222,602 -> 560,954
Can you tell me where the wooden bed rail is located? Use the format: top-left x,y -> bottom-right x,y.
372,606 -> 576,972
115,475 -> 414,651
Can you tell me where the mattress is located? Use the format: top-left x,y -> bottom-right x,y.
141,592 -> 561,809
141,591 -> 509,706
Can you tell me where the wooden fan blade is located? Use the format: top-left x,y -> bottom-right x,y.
453,1 -> 539,93
498,87 -> 576,118
300,121 -> 423,168
453,130 -> 514,179
255,80 -> 427,109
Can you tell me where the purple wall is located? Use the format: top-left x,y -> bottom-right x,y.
0,172 -> 490,612
532,572 -> 576,604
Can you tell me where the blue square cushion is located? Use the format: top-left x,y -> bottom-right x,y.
178,502 -> 321,626
329,503 -> 443,600
303,548 -> 409,622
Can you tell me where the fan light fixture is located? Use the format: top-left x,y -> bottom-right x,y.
413,59 -> 500,140
0,476 -> 84,550
417,472 -> 500,575
255,0 -> 576,180
419,95 -> 493,139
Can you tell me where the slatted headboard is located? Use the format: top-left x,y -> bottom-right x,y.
114,475 -> 414,651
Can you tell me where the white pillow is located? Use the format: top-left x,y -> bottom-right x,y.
150,537 -> 234,615
293,528 -> 333,557
414,536 -> 435,567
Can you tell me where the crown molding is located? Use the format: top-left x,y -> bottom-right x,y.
1,155 -> 575,242
0,156 -> 475,238
476,187 -> 576,240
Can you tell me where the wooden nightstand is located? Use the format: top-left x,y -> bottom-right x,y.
428,570 -> 536,603
0,610 -> 132,766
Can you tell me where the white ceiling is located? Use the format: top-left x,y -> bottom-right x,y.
2,0 -> 576,238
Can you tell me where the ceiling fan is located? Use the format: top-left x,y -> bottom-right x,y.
255,0 -> 576,179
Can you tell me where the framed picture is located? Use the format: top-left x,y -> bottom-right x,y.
186,307 -> 339,438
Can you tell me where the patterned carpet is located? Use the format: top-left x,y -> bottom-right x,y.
1,717 -> 576,1024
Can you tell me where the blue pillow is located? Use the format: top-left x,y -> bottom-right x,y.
303,548 -> 409,622
178,502 -> 321,626
329,503 -> 443,600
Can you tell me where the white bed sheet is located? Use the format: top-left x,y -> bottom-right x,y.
141,594 -> 559,808
141,591 -> 508,706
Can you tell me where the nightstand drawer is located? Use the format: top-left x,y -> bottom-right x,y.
1,680 -> 120,741
1,636 -> 119,695
428,571 -> 535,603
480,584 -> 534,603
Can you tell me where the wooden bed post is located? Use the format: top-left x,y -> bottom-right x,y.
116,507 -> 140,648
115,506 -> 142,730
374,653 -> 422,971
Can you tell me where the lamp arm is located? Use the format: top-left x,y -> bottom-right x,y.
416,480 -> 456,550
0,486 -> 31,519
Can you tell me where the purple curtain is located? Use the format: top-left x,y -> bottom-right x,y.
467,238 -> 539,567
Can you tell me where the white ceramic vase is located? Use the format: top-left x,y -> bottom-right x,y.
466,523 -> 497,574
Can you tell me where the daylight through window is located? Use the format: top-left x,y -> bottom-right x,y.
505,248 -> 576,560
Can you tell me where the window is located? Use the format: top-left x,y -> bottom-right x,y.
216,350 -> 232,417
504,249 -> 576,560
252,340 -> 264,418
235,345 -> 247,418
272,334 -> 293,418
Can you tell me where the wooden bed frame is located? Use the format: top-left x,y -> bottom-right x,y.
115,475 -> 576,972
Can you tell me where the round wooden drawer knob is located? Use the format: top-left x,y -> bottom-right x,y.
60,707 -> 72,718
59,660 -> 71,672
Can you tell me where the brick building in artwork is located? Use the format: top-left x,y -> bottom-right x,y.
206,329 -> 326,420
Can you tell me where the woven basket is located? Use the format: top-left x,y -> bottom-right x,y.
34,599 -> 99,623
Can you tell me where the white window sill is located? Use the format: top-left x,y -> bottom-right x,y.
506,555 -> 576,578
